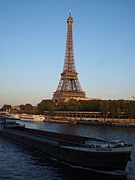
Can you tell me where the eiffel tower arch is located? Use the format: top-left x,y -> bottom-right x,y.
52,12 -> 86,102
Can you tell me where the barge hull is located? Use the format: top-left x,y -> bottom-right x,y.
0,128 -> 131,173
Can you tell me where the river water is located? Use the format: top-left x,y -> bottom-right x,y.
0,121 -> 135,180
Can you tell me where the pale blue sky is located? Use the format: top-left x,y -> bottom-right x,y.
0,0 -> 135,107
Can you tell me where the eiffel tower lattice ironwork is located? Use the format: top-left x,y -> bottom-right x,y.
52,12 -> 86,102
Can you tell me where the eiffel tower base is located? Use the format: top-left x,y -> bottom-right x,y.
53,91 -> 86,103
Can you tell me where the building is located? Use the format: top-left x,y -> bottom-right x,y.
52,12 -> 86,103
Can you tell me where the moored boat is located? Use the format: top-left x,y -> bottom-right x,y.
19,114 -> 45,122
33,115 -> 45,122
19,114 -> 34,121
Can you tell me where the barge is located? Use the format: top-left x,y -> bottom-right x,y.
0,121 -> 132,175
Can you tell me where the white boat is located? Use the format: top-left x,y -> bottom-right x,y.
20,114 -> 34,121
20,114 -> 45,122
33,115 -> 45,122
10,114 -> 20,120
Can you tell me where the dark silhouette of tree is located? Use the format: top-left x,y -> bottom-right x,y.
8,98 -> 135,119
37,100 -> 55,115
19,104 -> 34,114
100,101 -> 109,119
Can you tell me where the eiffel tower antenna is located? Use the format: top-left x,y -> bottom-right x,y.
69,9 -> 72,16
52,12 -> 86,102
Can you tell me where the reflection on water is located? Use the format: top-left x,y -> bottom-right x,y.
0,121 -> 135,179
0,136 -> 60,180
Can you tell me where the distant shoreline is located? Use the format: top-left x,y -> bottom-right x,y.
44,115 -> 135,127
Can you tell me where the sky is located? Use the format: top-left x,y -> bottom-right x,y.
0,0 -> 135,107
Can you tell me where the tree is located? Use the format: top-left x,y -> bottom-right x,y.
55,101 -> 69,111
25,104 -> 33,114
19,104 -> 34,114
37,100 -> 55,115
66,99 -> 80,111
108,100 -> 117,118
19,105 -> 25,111
100,101 -> 109,119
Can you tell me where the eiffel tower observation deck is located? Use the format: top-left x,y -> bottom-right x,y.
52,12 -> 86,102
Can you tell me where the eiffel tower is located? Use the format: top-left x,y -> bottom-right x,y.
52,12 -> 86,102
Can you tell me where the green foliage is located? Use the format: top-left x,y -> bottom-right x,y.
66,99 -> 80,111
37,100 -> 55,115
19,104 -> 34,114
55,99 -> 80,111
54,99 -> 135,118
4,98 -> 135,119
100,101 -> 109,115
79,100 -> 101,111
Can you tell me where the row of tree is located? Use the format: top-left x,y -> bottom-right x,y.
1,99 -> 135,119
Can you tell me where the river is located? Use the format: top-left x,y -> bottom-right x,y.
0,121 -> 135,180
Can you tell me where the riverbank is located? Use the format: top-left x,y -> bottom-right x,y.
44,116 -> 135,127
